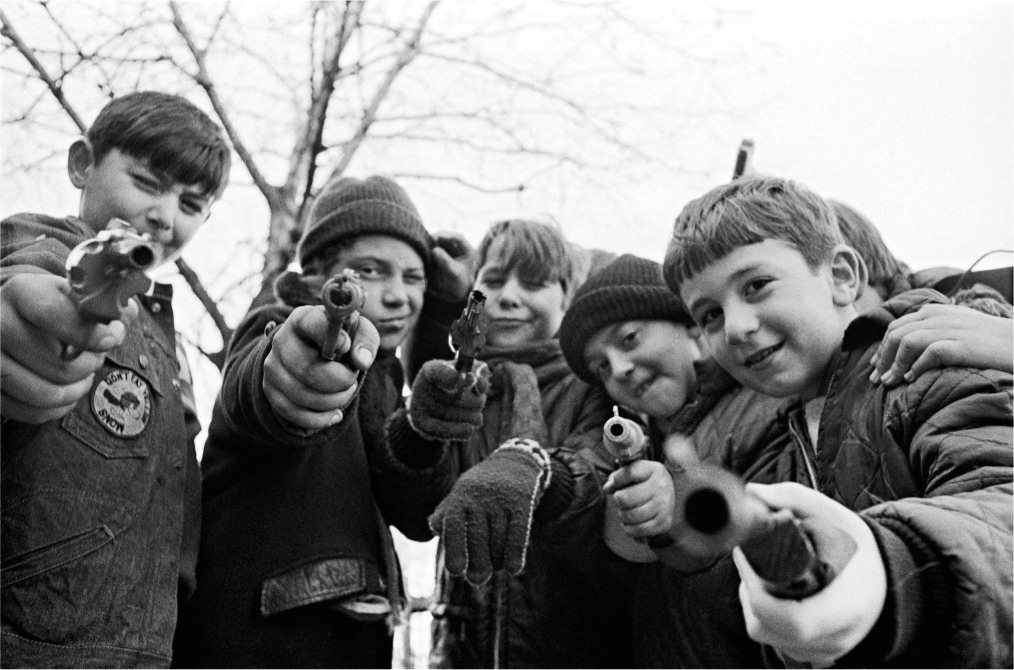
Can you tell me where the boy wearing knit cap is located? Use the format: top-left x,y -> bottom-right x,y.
179,175 -> 476,667
559,248 -> 1012,667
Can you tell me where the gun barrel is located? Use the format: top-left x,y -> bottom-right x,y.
320,270 -> 366,361
452,290 -> 487,376
674,464 -> 849,599
602,413 -> 646,465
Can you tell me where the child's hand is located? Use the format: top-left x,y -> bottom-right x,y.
428,232 -> 477,303
604,460 -> 676,537
732,482 -> 887,667
262,305 -> 378,433
1,274 -> 132,423
870,303 -> 1013,386
408,359 -> 490,442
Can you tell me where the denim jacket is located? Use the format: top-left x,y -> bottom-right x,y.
1,213 -> 201,668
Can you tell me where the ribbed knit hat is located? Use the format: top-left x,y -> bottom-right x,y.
297,175 -> 434,269
560,254 -> 693,385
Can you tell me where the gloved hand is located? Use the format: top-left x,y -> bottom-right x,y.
408,359 -> 490,442
428,438 -> 552,585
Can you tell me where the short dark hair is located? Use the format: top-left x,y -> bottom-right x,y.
87,91 -> 231,199
664,176 -> 842,292
476,219 -> 578,296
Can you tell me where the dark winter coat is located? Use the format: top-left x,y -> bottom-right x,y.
377,339 -> 638,668
637,289 -> 1013,668
180,285 -> 408,668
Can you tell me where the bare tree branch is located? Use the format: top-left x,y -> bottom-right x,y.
1,7 -> 87,132
327,0 -> 439,182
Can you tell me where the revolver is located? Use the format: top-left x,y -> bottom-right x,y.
320,269 -> 366,361
62,219 -> 158,359
448,289 -> 488,388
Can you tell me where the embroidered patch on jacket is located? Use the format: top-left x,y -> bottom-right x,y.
91,369 -> 151,437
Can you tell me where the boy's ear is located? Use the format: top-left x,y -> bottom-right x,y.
829,244 -> 866,307
67,139 -> 94,188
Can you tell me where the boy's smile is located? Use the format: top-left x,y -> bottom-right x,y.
680,240 -> 858,399
475,261 -> 567,348
583,319 -> 700,420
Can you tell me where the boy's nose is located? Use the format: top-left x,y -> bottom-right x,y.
496,278 -> 522,307
380,278 -> 408,305
606,349 -> 634,381
146,198 -> 177,242
723,303 -> 759,345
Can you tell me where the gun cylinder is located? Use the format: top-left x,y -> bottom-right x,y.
602,407 -> 646,465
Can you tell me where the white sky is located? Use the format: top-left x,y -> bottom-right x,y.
671,0 -> 1013,274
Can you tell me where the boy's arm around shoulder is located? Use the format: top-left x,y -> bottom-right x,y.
849,364 -> 1012,667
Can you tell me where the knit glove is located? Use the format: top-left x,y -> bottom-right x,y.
408,360 -> 490,442
428,438 -> 552,585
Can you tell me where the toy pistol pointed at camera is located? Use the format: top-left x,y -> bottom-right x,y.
672,463 -> 856,599
62,219 -> 159,360
320,269 -> 366,361
449,290 -> 488,386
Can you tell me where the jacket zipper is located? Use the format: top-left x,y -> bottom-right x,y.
787,409 -> 819,490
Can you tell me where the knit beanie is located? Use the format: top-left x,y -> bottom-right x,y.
297,175 -> 434,270
559,254 -> 693,385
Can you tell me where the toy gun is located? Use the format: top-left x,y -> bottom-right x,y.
62,219 -> 158,360
603,405 -> 648,466
449,290 -> 488,387
732,138 -> 755,180
601,407 -> 673,562
320,269 -> 366,361
672,462 -> 856,599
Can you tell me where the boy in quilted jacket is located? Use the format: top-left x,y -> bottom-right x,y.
660,175 -> 1012,667
558,247 -> 1011,667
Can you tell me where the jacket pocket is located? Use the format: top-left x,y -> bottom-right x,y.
1,524 -> 114,588
1,492 -> 132,588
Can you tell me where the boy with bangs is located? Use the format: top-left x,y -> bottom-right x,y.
374,219 -> 635,668
659,175 -> 1012,667
1,91 -> 231,667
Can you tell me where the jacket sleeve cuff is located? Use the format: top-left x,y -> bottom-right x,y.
837,516 -> 949,666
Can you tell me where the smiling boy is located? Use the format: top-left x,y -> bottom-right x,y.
1,91 -> 231,667
662,175 -> 1012,667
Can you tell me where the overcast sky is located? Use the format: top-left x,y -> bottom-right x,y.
648,0 -> 1013,274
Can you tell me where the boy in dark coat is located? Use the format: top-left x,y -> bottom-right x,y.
660,175 -> 1012,667
182,175 -> 468,668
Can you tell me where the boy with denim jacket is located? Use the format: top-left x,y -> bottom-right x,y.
0,91 -> 232,667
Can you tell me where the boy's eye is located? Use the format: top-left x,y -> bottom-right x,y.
351,264 -> 383,279
132,174 -> 160,193
619,327 -> 640,350
696,308 -> 722,330
744,277 -> 773,296
522,279 -> 551,291
404,272 -> 426,287
179,198 -> 206,217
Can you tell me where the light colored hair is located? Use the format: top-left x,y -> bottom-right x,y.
476,219 -> 579,296
663,176 -> 842,293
